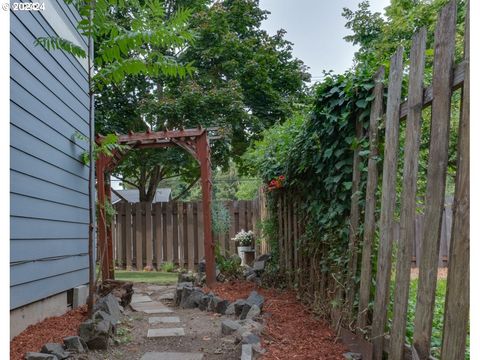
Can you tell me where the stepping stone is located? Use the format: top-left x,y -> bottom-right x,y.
132,295 -> 152,303
147,328 -> 185,337
148,316 -> 180,324
141,352 -> 203,360
159,292 -> 175,300
131,302 -> 173,314
147,285 -> 165,291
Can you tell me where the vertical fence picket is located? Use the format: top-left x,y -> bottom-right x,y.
177,202 -> 185,268
135,202 -> 143,270
441,3 -> 469,358
198,201 -> 205,261
278,194 -> 284,271
164,202 -> 172,263
413,2 -> 457,358
154,203 -> 162,268
116,203 -> 124,268
145,202 -> 153,269
390,27 -> 427,360
357,66 -> 385,332
125,203 -> 132,270
371,46 -> 404,360
187,202 -> 195,271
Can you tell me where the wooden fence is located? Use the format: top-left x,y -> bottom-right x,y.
273,2 -> 469,359
112,200 -> 260,271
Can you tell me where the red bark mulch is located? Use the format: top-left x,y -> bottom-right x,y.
10,305 -> 88,360
206,281 -> 346,360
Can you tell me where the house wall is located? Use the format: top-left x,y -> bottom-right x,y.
10,0 -> 90,313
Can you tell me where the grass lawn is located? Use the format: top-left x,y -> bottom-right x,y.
114,270 -> 178,284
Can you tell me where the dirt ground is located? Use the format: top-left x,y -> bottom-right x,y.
72,283 -> 241,360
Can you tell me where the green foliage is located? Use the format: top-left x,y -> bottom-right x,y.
160,261 -> 175,272
386,278 -> 469,359
211,201 -> 231,235
214,242 -> 242,278
74,132 -> 129,165
242,111 -> 305,181
35,37 -> 86,58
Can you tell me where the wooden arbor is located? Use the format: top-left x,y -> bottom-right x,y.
96,127 -> 216,286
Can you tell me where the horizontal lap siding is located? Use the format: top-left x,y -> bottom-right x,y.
10,2 -> 90,309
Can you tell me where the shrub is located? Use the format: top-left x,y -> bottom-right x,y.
160,262 -> 175,273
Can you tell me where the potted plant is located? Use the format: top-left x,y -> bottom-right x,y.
232,229 -> 255,260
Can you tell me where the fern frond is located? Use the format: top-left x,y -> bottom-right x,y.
35,37 -> 87,58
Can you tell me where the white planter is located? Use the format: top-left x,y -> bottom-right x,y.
237,246 -> 252,265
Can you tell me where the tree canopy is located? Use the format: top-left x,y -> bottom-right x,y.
95,0 -> 310,201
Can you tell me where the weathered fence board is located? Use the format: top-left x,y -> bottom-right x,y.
371,46 -> 404,360
390,27 -> 427,360
114,200 -> 259,269
441,4 -> 469,359
413,2 -> 457,358
357,66 -> 384,332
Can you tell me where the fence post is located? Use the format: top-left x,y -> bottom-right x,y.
441,3 -> 469,358
357,66 -> 384,333
145,202 -> 153,269
134,202 -> 143,270
371,46 -> 404,360
413,2 -> 457,358
390,27 -> 427,360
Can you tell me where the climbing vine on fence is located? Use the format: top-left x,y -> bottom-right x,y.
245,66 -> 385,312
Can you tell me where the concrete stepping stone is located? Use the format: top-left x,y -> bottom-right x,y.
148,316 -> 180,324
132,294 -> 152,303
159,292 -> 175,300
141,352 -> 203,360
147,328 -> 185,337
131,301 -> 173,314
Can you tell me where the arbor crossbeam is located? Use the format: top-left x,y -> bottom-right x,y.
96,127 -> 217,287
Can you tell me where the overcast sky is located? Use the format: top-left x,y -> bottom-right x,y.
258,0 -> 391,81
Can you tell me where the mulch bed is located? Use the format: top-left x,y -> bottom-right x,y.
10,305 -> 88,360
207,281 -> 346,360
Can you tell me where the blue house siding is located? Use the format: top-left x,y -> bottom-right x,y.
10,1 -> 90,309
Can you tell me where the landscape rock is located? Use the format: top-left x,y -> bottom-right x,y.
25,353 -> 58,360
246,273 -> 257,282
241,331 -> 261,346
237,319 -> 264,336
256,253 -> 271,262
243,265 -> 255,278
178,272 -> 196,283
79,319 -> 113,350
245,304 -> 261,320
225,303 -> 235,315
63,336 -> 88,353
233,299 -> 247,317
216,272 -> 226,282
253,260 -> 265,272
246,291 -> 265,310
241,344 -> 253,360
198,294 -> 212,311
343,352 -> 362,360
98,280 -> 134,308
93,293 -> 121,325
221,319 -> 242,335
174,282 -> 193,306
40,343 -> 69,359
180,290 -> 204,309
208,296 -> 229,314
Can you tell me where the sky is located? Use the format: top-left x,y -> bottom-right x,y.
258,0 -> 391,81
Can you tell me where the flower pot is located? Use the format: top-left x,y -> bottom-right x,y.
237,246 -> 252,265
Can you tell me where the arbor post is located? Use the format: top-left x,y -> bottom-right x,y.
197,131 -> 216,287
